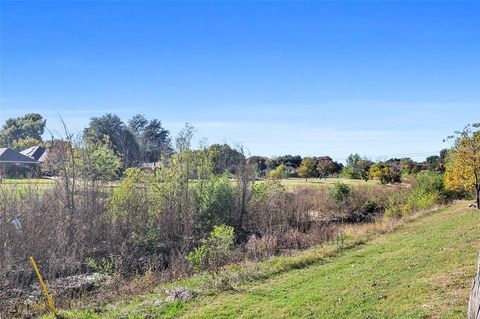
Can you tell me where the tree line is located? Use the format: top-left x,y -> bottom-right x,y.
0,113 -> 478,207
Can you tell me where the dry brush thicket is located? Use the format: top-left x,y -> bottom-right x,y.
0,146 -> 448,318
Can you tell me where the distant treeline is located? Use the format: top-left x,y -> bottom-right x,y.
0,113 -> 447,184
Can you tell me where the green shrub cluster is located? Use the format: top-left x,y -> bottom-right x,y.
187,225 -> 235,273
385,171 -> 445,217
329,182 -> 352,203
194,173 -> 237,233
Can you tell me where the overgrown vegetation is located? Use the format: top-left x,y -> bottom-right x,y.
445,123 -> 480,209
43,202 -> 480,319
0,116 -> 476,318
385,170 -> 447,217
187,225 -> 234,273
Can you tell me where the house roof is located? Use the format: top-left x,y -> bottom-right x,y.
0,148 -> 39,164
137,162 -> 158,169
20,146 -> 48,162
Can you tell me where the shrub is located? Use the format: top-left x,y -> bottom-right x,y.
384,190 -> 409,217
385,171 -> 446,217
413,170 -> 445,197
251,179 -> 285,200
194,173 -> 237,232
187,225 -> 235,274
329,182 -> 351,203
247,180 -> 293,234
108,168 -> 154,218
268,164 -> 287,179
369,163 -> 401,184
86,255 -> 116,275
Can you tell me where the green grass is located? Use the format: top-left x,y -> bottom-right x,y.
279,177 -> 380,191
0,177 -> 372,190
46,202 -> 480,319
1,177 -> 54,184
252,177 -> 381,192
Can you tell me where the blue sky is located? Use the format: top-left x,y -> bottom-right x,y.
1,1 -> 479,162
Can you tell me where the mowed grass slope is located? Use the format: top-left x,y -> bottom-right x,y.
49,202 -> 479,319
175,203 -> 480,319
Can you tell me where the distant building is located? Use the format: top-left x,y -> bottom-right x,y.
20,146 -> 49,163
285,165 -> 297,176
0,147 -> 40,178
137,162 -> 162,174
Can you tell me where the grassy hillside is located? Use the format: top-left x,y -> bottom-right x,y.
47,202 -> 479,319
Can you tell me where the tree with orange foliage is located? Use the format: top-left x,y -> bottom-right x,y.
445,123 -> 480,209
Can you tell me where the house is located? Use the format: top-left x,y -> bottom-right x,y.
137,162 -> 162,174
0,147 -> 40,178
20,146 -> 49,163
285,164 -> 297,177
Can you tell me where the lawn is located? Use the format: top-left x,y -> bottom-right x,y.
0,178 -> 54,185
46,202 -> 480,319
279,177 -> 380,191
173,203 -> 479,319
0,177 -> 375,191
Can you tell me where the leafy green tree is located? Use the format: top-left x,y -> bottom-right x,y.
10,137 -> 47,151
128,114 -> 173,164
399,158 -> 421,175
342,154 -> 372,181
80,141 -> 122,182
368,162 -> 400,184
268,155 -> 302,169
440,148 -> 449,163
208,144 -> 245,175
346,153 -> 361,167
357,159 -> 373,181
84,113 -> 139,168
425,149 -> 448,172
247,156 -> 268,172
445,123 -> 480,208
142,119 -> 173,162
194,173 -> 237,232
316,156 -> 339,179
0,113 -> 46,147
297,157 -> 317,181
127,114 -> 149,136
425,155 -> 440,166
343,153 -> 361,179
268,164 -> 287,179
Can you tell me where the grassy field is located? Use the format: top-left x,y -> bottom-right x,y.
45,202 -> 480,319
278,177 -> 380,191
0,177 -> 377,191
0,178 -> 54,184
0,177 -> 377,189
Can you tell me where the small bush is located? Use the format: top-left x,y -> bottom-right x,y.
86,256 -> 116,276
268,164 -> 287,179
385,171 -> 446,217
384,190 -> 408,217
187,225 -> 235,273
194,173 -> 237,233
329,182 -> 352,203
251,179 -> 285,200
